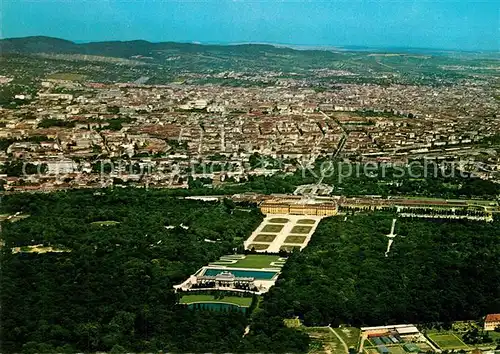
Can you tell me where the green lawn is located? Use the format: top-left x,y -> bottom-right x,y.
297,219 -> 316,225
334,327 -> 361,349
487,330 -> 500,342
268,218 -> 290,224
428,333 -> 469,350
227,254 -> 281,268
290,225 -> 313,234
211,257 -> 239,265
261,224 -> 284,233
284,235 -> 307,244
253,234 -> 277,242
179,294 -> 252,307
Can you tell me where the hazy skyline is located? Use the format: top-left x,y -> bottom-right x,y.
1,0 -> 499,51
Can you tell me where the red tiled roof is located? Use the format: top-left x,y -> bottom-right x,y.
485,314 -> 500,322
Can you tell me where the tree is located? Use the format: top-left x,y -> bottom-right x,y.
110,344 -> 128,353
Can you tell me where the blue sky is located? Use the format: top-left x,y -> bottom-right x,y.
1,0 -> 498,51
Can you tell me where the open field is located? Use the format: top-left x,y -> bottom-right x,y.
284,235 -> 307,244
427,333 -> 469,350
179,294 -> 252,307
261,224 -> 284,233
290,225 -> 313,234
268,218 -> 290,223
253,234 -> 277,242
303,327 -> 344,354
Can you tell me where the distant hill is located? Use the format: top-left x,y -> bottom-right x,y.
3,36 -> 498,66
0,36 -> 79,54
1,36 -> 498,87
0,36 -> 316,60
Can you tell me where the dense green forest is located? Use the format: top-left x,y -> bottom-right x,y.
258,213 -> 500,327
0,189 -> 308,353
183,160 -> 500,199
2,190 -> 499,353
304,159 -> 500,198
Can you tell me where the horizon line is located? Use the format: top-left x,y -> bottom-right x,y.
1,35 -> 499,54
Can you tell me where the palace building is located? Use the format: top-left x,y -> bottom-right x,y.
484,314 -> 500,331
260,200 -> 337,216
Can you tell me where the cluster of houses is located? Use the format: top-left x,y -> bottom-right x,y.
0,79 -> 499,191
